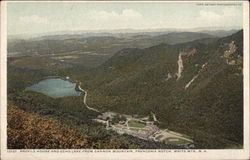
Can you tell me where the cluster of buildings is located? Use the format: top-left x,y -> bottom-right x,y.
112,123 -> 159,140
93,111 -> 194,148
93,112 -> 159,140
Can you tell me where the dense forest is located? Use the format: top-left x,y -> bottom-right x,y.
75,30 -> 243,148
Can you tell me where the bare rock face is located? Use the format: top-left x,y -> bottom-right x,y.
185,75 -> 199,90
176,48 -> 197,80
224,41 -> 237,58
180,48 -> 197,57
184,62 -> 207,90
163,73 -> 172,82
166,73 -> 172,81
223,41 -> 243,66
176,53 -> 184,80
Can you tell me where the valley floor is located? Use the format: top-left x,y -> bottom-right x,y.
77,80 -> 194,148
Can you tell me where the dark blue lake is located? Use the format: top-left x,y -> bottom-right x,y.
26,78 -> 81,98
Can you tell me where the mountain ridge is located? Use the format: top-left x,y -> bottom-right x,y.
78,30 -> 243,148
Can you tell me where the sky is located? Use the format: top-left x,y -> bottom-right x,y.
7,2 -> 243,36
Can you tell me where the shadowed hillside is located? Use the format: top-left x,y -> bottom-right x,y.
76,30 -> 243,148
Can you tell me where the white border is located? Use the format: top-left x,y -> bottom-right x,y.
1,1 -> 8,159
1,1 -> 249,160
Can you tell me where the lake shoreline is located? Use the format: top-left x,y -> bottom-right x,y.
26,76 -> 82,98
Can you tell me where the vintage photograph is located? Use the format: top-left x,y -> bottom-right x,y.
1,1 -> 249,158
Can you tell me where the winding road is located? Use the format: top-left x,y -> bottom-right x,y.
77,84 -> 100,113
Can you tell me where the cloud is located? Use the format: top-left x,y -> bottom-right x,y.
139,6 -> 242,30
199,10 -> 221,20
193,7 -> 242,27
198,7 -> 241,21
19,15 -> 48,24
89,9 -> 142,21
10,5 -> 242,35
78,9 -> 144,30
222,7 -> 241,17
121,9 -> 143,18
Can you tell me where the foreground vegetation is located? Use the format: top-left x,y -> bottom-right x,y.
8,104 -> 89,149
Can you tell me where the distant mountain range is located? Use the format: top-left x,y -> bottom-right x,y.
8,30 -> 240,68
8,27 -> 241,40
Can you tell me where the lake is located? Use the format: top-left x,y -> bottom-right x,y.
26,78 -> 81,98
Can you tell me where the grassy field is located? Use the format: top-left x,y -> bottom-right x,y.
130,128 -> 140,131
163,137 -> 190,145
156,135 -> 164,140
128,120 -> 146,128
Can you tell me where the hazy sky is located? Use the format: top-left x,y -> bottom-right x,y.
7,2 -> 243,35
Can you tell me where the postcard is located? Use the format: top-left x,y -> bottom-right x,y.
1,1 -> 249,160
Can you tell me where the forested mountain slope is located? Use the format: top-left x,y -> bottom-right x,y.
78,30 -> 243,148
